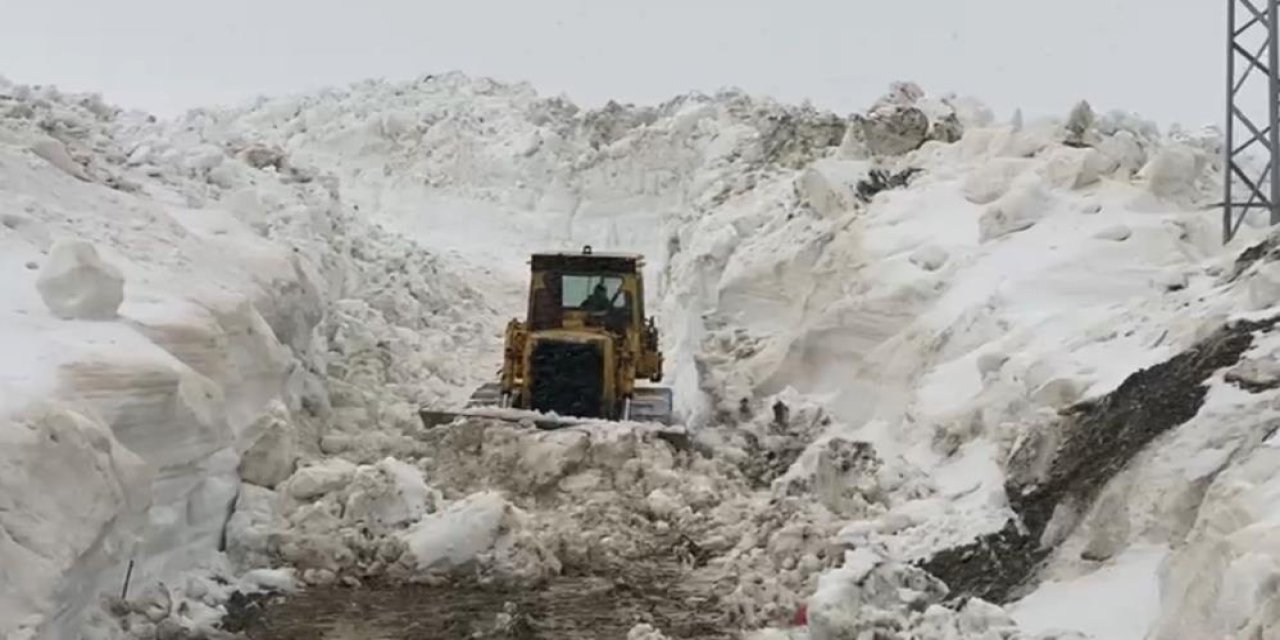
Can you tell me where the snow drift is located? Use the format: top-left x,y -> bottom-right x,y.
2,69 -> 1278,640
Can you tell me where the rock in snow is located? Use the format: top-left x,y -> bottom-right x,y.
35,239 -> 125,320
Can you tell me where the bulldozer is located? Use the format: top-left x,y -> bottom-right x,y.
420,245 -> 674,429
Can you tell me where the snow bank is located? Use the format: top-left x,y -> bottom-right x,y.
0,91 -> 316,636
0,79 -> 493,639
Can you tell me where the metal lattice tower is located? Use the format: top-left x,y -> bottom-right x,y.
1225,0 -> 1280,243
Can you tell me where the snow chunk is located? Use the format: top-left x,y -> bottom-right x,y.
627,623 -> 671,640
977,352 -> 1010,381
237,402 -> 298,488
282,458 -> 357,501
957,598 -> 1019,635
344,458 -> 435,527
1248,262 -> 1280,311
1078,488 -> 1132,561
978,177 -> 1053,242
1094,224 -> 1133,242
797,165 -> 855,218
808,551 -> 948,640
1225,358 -> 1280,392
908,245 -> 949,272
645,489 -> 683,520
1139,143 -> 1206,203
1039,146 -> 1108,189
36,240 -> 125,320
225,485 -> 283,569
1030,377 -> 1085,409
1096,131 -> 1147,177
240,568 -> 298,593
29,137 -> 90,181
399,491 -> 516,572
962,158 -> 1031,204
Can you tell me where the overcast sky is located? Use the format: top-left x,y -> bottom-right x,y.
0,0 -> 1222,129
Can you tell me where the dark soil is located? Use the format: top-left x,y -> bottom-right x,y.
855,167 -> 923,204
227,566 -> 735,640
1229,232 -> 1280,281
921,315 -> 1280,603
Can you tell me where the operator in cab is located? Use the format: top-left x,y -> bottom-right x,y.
582,282 -> 611,311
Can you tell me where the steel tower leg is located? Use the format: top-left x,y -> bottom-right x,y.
1225,0 -> 1280,243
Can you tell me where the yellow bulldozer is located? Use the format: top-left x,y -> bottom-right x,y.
420,245 -> 674,428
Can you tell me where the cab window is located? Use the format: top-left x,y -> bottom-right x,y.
562,274 -> 626,311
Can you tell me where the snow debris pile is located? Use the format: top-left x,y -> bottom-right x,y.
4,68 -> 1278,640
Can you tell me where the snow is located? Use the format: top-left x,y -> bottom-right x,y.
282,458 -> 357,501
1009,545 -> 1167,640
3,69 -> 1279,640
239,568 -> 298,593
399,491 -> 515,572
36,239 -> 125,320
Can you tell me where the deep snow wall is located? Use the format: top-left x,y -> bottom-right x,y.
0,77 -> 496,639
0,86 -> 312,637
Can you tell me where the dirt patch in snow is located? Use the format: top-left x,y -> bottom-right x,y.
922,315 -> 1280,603
1228,232 -> 1280,281
229,564 -> 732,640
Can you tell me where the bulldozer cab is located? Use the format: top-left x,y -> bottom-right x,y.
527,246 -> 644,335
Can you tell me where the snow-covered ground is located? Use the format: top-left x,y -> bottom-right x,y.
4,70 -> 1280,640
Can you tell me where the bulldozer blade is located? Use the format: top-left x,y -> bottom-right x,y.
420,382 -> 676,431
417,407 -> 591,430
627,386 -> 673,425
417,405 -> 691,450
420,382 -> 595,430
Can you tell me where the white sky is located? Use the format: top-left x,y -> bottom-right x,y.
0,0 -> 1222,129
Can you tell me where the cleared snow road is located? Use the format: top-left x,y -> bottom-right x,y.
227,567 -> 734,639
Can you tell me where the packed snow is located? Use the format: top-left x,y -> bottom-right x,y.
3,69 -> 1280,640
